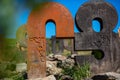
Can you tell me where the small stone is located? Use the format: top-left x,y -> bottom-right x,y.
29,75 -> 56,80
48,54 -> 54,58
16,63 -> 27,72
42,75 -> 56,80
63,58 -> 75,68
54,54 -> 67,61
71,54 -> 78,58
46,61 -> 62,75
46,61 -> 57,68
61,75 -> 73,80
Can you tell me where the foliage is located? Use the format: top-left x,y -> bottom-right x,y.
0,62 -> 25,80
0,62 -> 16,79
61,62 -> 90,80
0,38 -> 26,79
0,38 -> 26,63
11,72 -> 25,80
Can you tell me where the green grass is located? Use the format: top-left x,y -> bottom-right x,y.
59,62 -> 91,80
0,38 -> 26,79
0,38 -> 26,63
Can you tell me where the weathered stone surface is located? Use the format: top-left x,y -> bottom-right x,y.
58,57 -> 75,68
118,28 -> 120,37
52,37 -> 76,55
91,72 -> 120,80
46,41 -> 51,54
16,63 -> 27,72
63,58 -> 75,67
51,36 -> 64,54
46,54 -> 75,76
16,24 -> 27,42
46,61 -> 62,75
54,54 -> 67,61
28,75 -> 56,80
105,72 -> 120,80
60,75 -> 73,80
47,54 -> 55,61
63,39 -> 76,54
71,53 -> 78,58
42,75 -> 56,80
27,2 -> 74,79
16,24 -> 27,51
75,0 -> 119,73
75,55 -> 93,66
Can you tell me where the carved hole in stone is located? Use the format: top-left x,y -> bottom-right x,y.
92,50 -> 104,60
46,19 -> 56,55
46,19 -> 56,38
92,17 -> 103,32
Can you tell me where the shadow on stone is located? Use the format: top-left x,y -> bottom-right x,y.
23,72 -> 28,79
92,75 -> 108,80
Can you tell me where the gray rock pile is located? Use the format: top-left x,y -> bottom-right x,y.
46,54 -> 75,76
14,54 -> 120,80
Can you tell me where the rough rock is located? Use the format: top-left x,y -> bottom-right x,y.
105,72 -> 120,80
28,75 -> 56,80
54,54 -> 67,61
91,72 -> 120,80
46,56 -> 55,61
71,53 -> 78,58
16,63 -> 27,72
60,58 -> 75,68
61,75 -> 73,80
46,61 -> 62,75
48,54 -> 54,59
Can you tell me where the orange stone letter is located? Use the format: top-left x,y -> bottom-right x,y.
27,2 -> 74,79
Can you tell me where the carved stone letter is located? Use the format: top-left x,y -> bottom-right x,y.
75,0 -> 119,73
27,2 -> 74,79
